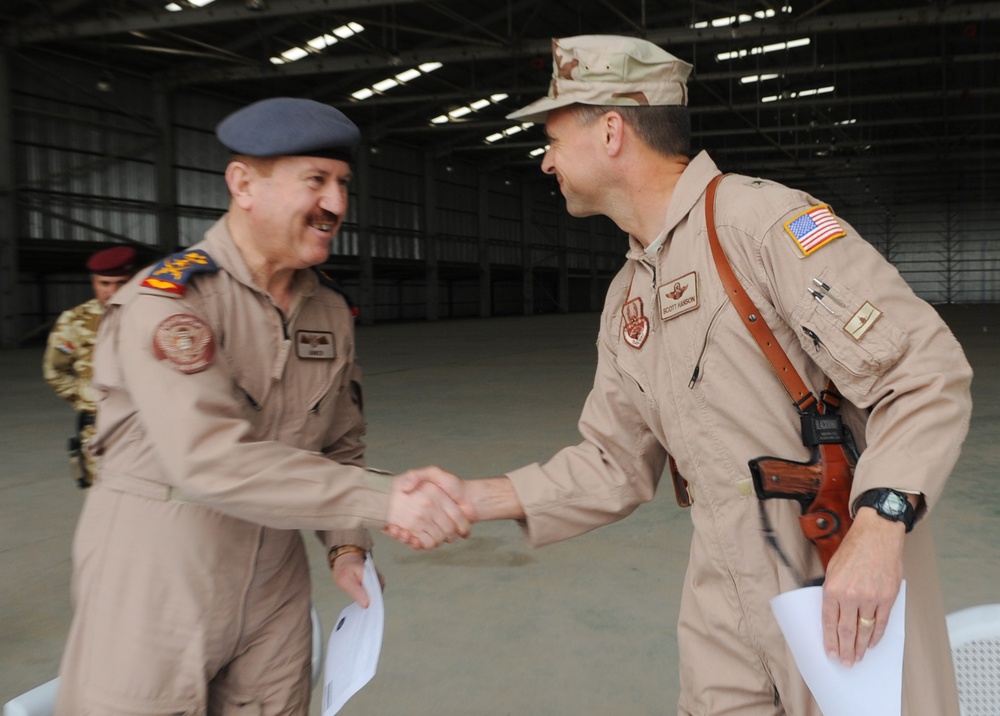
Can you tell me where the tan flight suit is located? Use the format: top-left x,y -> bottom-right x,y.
43,297 -> 104,484
55,219 -> 392,715
507,152 -> 971,715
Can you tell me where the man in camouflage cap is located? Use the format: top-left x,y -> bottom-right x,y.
404,35 -> 968,715
43,245 -> 136,487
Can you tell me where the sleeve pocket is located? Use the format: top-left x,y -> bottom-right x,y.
791,273 -> 910,397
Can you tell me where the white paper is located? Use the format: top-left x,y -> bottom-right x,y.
771,580 -> 906,716
322,554 -> 384,716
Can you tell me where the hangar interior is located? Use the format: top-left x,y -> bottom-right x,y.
1,0 -> 998,345
1,2 -> 1000,713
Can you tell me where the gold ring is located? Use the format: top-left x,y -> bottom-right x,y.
859,616 -> 876,628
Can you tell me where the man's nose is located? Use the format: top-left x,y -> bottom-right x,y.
319,186 -> 348,215
541,150 -> 555,174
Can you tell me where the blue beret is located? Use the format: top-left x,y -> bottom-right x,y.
86,246 -> 136,276
216,97 -> 360,163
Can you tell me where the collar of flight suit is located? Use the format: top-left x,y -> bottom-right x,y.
202,216 -> 320,304
625,150 -> 723,262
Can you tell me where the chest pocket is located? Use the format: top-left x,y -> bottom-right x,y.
791,273 -> 909,397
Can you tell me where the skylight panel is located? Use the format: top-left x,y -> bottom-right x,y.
430,93 -> 508,126
741,73 -> 781,84
269,22 -> 365,65
350,62 -> 444,102
717,37 -> 810,62
483,122 -> 534,144
166,0 -> 215,11
690,5 -> 791,29
761,85 -> 834,103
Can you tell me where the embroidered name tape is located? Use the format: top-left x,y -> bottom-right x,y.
659,271 -> 699,321
296,331 -> 336,359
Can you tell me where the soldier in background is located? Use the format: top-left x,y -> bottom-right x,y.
43,245 -> 137,487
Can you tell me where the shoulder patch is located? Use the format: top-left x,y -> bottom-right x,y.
313,268 -> 359,317
141,250 -> 219,296
784,205 -> 846,256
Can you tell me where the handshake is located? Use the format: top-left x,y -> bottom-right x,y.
383,466 -> 496,550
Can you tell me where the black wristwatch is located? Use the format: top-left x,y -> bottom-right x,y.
855,488 -> 916,533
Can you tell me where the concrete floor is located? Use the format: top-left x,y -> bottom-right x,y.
2,307 -> 998,714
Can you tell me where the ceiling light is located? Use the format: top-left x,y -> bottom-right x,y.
761,85 -> 834,103
270,22 -> 364,64
96,71 -> 114,93
351,61 -> 443,101
717,37 -> 810,62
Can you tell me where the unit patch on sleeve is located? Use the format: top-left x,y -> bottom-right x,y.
296,331 -> 336,359
659,271 -> 699,321
784,205 -> 846,256
844,301 -> 883,341
141,250 -> 219,296
153,314 -> 215,374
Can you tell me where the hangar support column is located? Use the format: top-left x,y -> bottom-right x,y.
0,51 -> 18,347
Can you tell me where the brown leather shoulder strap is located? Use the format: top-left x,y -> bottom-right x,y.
705,175 -> 817,412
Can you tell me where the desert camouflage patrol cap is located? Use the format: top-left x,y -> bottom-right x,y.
507,35 -> 692,124
216,97 -> 360,163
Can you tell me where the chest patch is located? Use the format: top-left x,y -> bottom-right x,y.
296,330 -> 336,359
844,301 -> 883,341
621,297 -> 649,349
658,272 -> 699,321
784,205 -> 846,256
153,314 -> 215,374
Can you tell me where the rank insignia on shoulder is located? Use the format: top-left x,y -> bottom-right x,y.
141,250 -> 219,296
784,205 -> 846,256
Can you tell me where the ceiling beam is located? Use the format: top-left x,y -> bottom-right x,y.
153,3 -> 1000,87
6,0 -> 429,46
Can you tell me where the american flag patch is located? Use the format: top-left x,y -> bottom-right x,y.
784,205 -> 846,256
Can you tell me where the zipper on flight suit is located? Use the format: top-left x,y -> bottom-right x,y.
687,302 -> 729,388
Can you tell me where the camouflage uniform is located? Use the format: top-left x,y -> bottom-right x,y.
43,297 -> 104,486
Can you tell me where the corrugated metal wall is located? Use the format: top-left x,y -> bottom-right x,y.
7,53 -> 998,342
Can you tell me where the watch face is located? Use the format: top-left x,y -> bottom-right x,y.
879,490 -> 908,517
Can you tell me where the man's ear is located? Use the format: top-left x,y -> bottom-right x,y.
603,110 -> 626,157
225,161 -> 254,210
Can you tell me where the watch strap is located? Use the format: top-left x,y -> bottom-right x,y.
855,488 -> 915,532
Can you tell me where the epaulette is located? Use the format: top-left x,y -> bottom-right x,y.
313,268 -> 359,317
140,249 -> 219,296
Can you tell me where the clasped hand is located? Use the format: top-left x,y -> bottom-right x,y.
385,466 -> 474,549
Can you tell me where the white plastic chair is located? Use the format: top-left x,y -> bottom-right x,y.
946,603 -> 1000,716
3,604 -> 324,716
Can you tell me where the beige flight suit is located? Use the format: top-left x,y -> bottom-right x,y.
43,297 -> 104,484
55,218 -> 393,715
507,152 -> 971,715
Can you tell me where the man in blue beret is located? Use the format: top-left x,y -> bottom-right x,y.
43,245 -> 137,487
55,97 -> 472,714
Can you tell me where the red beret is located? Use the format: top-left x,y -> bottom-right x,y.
86,246 -> 136,276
